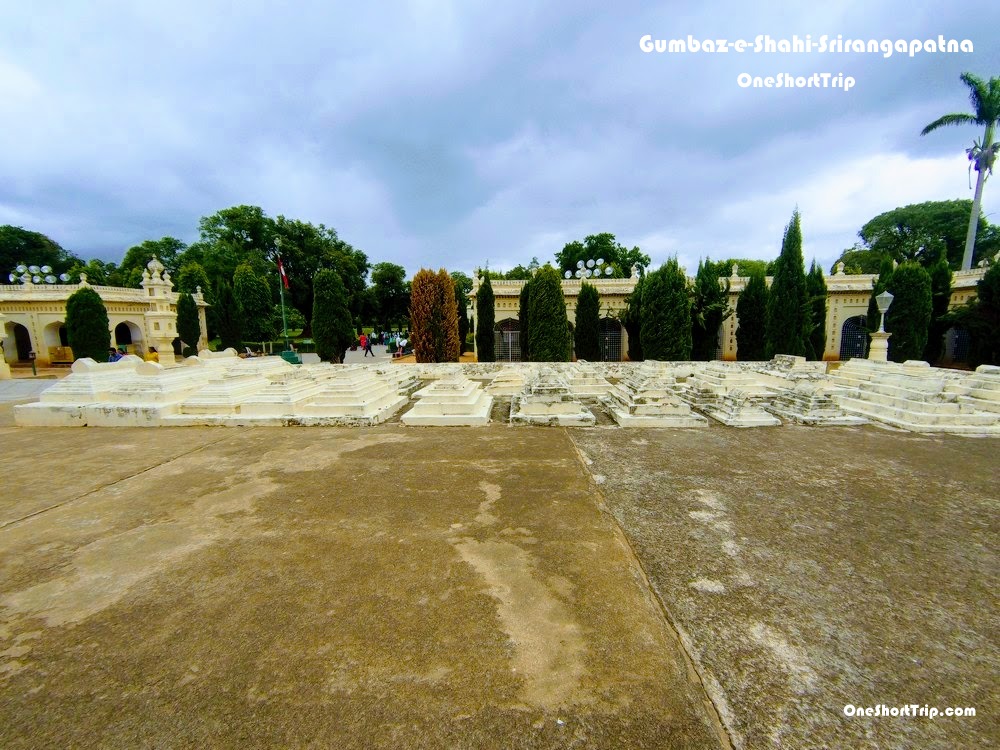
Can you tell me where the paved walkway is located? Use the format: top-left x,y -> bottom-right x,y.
0,418 -> 723,749
0,378 -> 58,403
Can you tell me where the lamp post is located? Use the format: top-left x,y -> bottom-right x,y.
868,289 -> 894,362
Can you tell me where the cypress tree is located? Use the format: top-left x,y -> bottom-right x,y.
805,260 -> 828,360
233,264 -> 276,344
641,258 -> 692,360
923,258 -> 952,363
312,269 -> 354,363
885,262 -> 933,362
66,287 -> 111,362
213,279 -> 243,351
574,282 -> 601,361
176,292 -> 201,356
765,210 -> 809,358
736,270 -> 768,361
438,269 -> 460,362
518,279 -> 532,361
622,274 -> 645,361
526,265 -> 570,361
475,274 -> 495,361
410,269 -> 460,363
959,263 -> 1000,366
691,259 -> 730,360
455,282 -> 469,355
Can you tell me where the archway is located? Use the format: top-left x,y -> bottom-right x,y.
839,316 -> 868,360
43,321 -> 73,364
113,321 -> 144,354
942,327 -> 970,365
11,323 -> 32,361
494,318 -> 520,362
599,318 -> 623,361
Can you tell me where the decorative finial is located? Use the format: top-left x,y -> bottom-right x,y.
835,261 -> 845,275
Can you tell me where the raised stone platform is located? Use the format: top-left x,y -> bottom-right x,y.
604,374 -> 707,427
11,356 -> 1000,435
511,369 -> 595,426
402,376 -> 493,426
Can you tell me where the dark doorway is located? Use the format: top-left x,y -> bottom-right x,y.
839,316 -> 867,360
599,318 -> 623,361
12,324 -> 32,360
114,322 -> 133,346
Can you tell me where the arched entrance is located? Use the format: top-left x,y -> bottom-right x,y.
113,321 -> 144,354
839,316 -> 868,360
494,318 -> 520,362
943,327 -> 970,365
599,318 -> 623,361
11,323 -> 33,361
43,321 -> 73,364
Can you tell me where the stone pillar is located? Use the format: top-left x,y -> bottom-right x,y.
140,257 -> 178,366
0,311 -> 10,380
868,331 -> 891,362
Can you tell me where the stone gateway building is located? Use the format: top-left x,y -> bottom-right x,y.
470,265 -> 988,362
1,258 -> 208,369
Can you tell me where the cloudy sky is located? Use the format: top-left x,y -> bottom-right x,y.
2,0 -> 999,277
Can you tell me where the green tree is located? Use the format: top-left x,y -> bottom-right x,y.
66,258 -> 126,286
806,260 -> 828,360
574,282 -> 601,361
948,263 -> 1000,366
312,269 -> 354,363
475,274 -> 495,362
714,259 -> 770,278
641,258 -> 691,361
177,262 -> 211,296
65,287 -> 111,362
518,278 -> 533,360
832,246 -> 887,275
272,304 -> 306,337
765,210 -> 809,358
921,73 -> 1000,270
371,262 -> 410,330
556,233 -> 650,278
233,264 -> 276,344
924,259 -> 953,363
176,292 -> 201,355
691,259 -> 731,360
620,274 -> 645,361
736,269 -> 768,361
0,225 -> 80,276
274,215 -> 369,332
885,262 -> 933,362
452,272 -> 471,355
410,269 -> 460,363
119,237 -> 186,287
526,265 -> 570,361
213,280 -> 243,351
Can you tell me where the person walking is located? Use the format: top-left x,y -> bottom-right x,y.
363,335 -> 374,357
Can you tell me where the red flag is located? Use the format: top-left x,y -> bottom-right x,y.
277,256 -> 289,289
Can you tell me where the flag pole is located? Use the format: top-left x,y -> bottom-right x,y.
277,254 -> 290,353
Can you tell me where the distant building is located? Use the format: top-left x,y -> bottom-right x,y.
470,264 -> 988,362
1,258 -> 208,368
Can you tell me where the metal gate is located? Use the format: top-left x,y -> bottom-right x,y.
598,318 -> 622,361
839,316 -> 867,360
495,319 -> 521,362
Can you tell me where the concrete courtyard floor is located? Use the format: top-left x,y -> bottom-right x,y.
0,405 -> 996,748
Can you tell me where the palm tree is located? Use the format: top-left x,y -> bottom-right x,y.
921,73 -> 1000,271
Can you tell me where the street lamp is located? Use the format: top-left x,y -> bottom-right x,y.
875,290 -> 894,333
